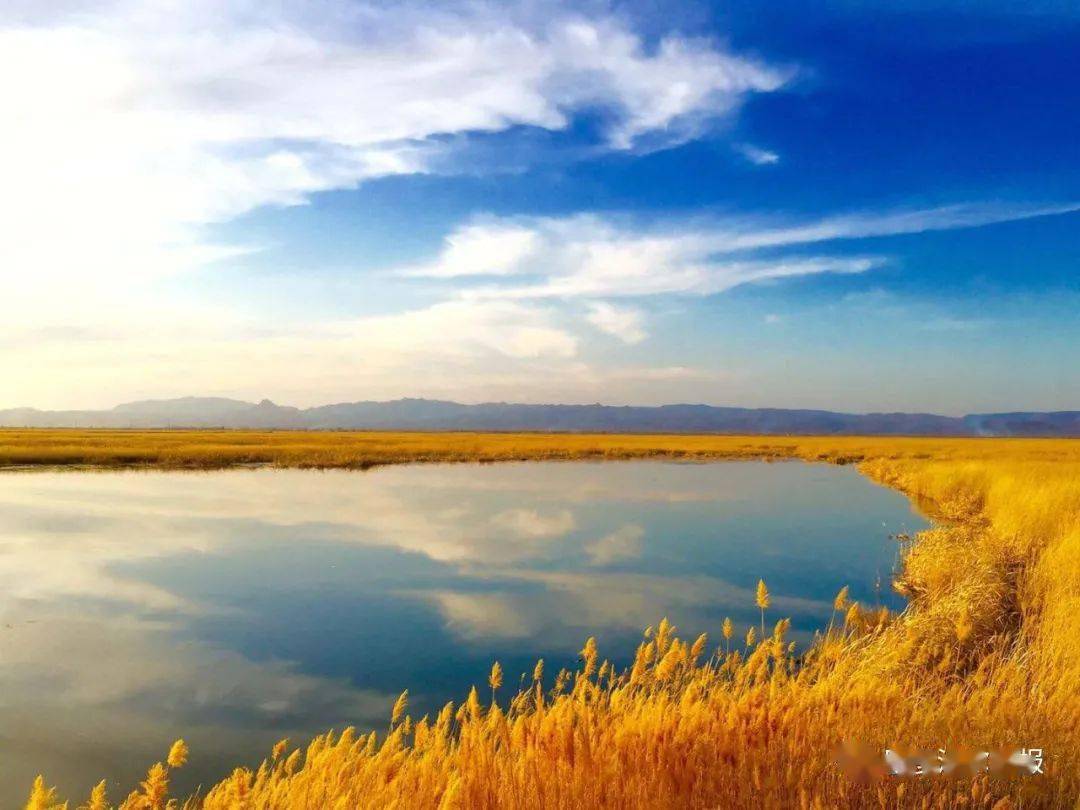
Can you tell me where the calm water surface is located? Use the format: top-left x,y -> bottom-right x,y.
0,461 -> 926,802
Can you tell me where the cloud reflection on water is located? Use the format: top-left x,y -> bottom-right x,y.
0,461 -> 924,802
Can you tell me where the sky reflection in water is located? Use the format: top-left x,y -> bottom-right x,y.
0,461 -> 926,802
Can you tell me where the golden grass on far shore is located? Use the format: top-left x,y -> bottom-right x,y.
1,427 -> 1077,471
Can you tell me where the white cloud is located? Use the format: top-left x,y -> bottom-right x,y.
344,300 -> 578,360
735,143 -> 780,165
543,21 -> 789,149
708,201 -> 1080,252
0,1 -> 785,293
587,302 -> 648,343
405,201 -> 1080,302
407,214 -> 885,298
401,224 -> 541,278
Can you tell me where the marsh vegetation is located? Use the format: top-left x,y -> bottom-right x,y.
0,428 -> 1074,470
9,433 -> 1079,807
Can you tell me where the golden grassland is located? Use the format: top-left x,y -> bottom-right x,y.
13,431 -> 1080,809
2,427 -> 1079,470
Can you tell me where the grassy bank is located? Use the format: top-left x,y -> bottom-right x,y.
17,433 -> 1080,808
1,428 -> 1077,470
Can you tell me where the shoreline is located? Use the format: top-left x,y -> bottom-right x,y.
0,429 -> 1072,472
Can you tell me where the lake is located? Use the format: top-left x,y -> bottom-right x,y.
0,460 -> 926,802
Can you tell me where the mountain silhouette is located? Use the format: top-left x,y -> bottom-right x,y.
2,397 -> 1078,436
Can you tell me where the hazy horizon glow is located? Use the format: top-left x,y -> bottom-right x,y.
2,1 -> 1078,413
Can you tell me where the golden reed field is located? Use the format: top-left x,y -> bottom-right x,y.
8,430 -> 1080,809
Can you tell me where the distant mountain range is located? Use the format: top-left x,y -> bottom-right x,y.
1,397 -> 1078,436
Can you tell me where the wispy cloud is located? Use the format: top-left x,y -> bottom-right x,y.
1,0 -> 786,293
735,143 -> 780,165
721,201 -> 1080,250
402,202 -> 1078,302
399,224 -> 542,278
404,214 -> 885,299
587,303 -> 648,343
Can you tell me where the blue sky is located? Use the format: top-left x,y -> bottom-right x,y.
1,0 -> 1077,413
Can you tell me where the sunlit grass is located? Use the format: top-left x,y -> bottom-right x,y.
2,428 -> 1077,470
15,433 -> 1080,807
